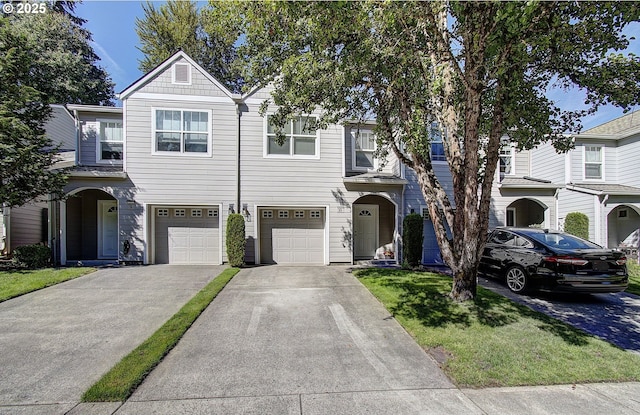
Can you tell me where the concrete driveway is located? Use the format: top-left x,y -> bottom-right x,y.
479,276 -> 640,354
0,265 -> 224,414
115,266 -> 471,414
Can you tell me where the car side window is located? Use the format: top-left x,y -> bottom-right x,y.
491,231 -> 516,245
514,236 -> 533,248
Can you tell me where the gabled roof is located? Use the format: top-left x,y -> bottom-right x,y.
576,110 -> 640,140
566,183 -> 640,196
117,50 -> 240,101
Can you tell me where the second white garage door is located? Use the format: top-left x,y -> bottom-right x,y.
155,207 -> 220,264
259,208 -> 325,264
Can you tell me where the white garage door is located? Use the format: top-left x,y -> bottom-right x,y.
155,207 -> 220,264
260,208 -> 325,264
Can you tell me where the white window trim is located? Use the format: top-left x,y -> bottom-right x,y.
506,207 -> 516,227
499,143 -> 516,178
172,62 -> 192,85
96,118 -> 124,165
429,122 -> 447,164
152,107 -> 213,157
351,129 -> 378,172
263,114 -> 320,160
583,144 -> 605,181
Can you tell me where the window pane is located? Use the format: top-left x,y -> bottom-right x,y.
156,132 -> 181,152
585,146 -> 601,162
294,137 -> 316,155
267,116 -> 292,135
431,142 -> 445,161
184,133 -> 208,153
293,117 -> 315,135
184,111 -> 208,132
101,122 -> 123,142
156,110 -> 180,131
585,163 -> 601,179
356,132 -> 375,151
355,151 -> 374,168
101,142 -> 123,160
500,156 -> 512,175
268,136 -> 290,155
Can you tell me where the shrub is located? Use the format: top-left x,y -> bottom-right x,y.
13,244 -> 51,269
564,212 -> 589,240
402,213 -> 424,268
226,213 -> 246,267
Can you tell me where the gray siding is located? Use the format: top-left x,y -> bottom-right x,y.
46,105 -> 76,150
514,150 -> 530,176
557,188 -> 594,238
137,57 -> 230,99
530,142 -> 565,184
343,125 -> 397,176
616,134 -> 640,187
7,202 -> 47,251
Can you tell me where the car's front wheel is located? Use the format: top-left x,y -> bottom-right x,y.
505,266 -> 529,294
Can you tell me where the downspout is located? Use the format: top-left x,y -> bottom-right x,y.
73,109 -> 80,166
554,188 -> 560,231
234,99 -> 242,211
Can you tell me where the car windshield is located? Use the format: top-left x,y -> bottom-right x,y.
525,232 -> 601,250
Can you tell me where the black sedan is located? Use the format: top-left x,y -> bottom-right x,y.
479,228 -> 628,294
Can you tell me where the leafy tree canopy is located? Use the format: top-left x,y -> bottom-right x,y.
0,19 -> 67,208
209,1 -> 639,300
136,0 -> 242,93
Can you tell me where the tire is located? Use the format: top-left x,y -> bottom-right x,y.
505,266 -> 529,294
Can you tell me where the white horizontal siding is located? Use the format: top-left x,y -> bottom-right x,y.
530,142 -> 565,184
616,134 -> 640,187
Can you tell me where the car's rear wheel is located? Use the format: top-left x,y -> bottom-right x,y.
505,266 -> 529,294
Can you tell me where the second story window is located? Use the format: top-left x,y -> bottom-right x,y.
98,120 -> 123,162
584,145 -> 603,180
429,122 -> 446,162
499,144 -> 515,180
154,109 -> 211,156
266,115 -> 318,158
353,130 -> 376,170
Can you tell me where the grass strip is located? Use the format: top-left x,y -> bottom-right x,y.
82,267 -> 240,402
0,267 -> 96,302
356,268 -> 640,388
626,262 -> 640,296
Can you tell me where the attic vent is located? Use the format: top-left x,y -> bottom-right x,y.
172,62 -> 191,85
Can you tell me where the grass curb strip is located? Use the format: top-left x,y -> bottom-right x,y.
0,268 -> 96,303
82,267 -> 240,402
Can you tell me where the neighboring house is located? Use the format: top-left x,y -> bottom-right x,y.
1,105 -> 75,257
531,111 -> 640,250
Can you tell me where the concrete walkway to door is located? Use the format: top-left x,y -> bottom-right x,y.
115,266 -> 469,414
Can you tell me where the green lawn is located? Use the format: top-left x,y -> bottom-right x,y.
626,261 -> 640,296
0,267 -> 97,302
83,267 -> 240,402
356,268 -> 640,388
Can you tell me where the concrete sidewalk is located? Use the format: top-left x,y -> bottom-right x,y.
0,265 -> 224,414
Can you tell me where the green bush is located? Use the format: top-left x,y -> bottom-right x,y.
564,212 -> 589,240
13,244 -> 51,269
226,213 -> 246,267
402,213 -> 424,268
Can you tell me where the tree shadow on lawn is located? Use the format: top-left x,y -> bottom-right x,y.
357,269 -> 592,347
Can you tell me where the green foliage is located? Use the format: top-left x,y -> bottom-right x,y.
136,0 -> 242,92
564,212 -> 589,240
0,267 -> 95,302
226,214 -> 246,267
12,244 -> 52,269
83,267 -> 239,402
6,7 -> 114,105
402,213 -> 424,268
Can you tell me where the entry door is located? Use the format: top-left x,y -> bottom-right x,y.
98,200 -> 118,258
354,204 -> 379,258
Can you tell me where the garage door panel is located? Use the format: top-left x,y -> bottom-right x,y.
155,207 -> 220,265
260,209 -> 325,264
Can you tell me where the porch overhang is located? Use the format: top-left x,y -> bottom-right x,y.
69,166 -> 128,179
498,176 -> 563,189
343,172 -> 408,186
566,183 -> 640,196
